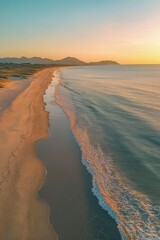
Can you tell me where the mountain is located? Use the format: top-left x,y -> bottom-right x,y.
88,60 -> 119,65
54,57 -> 86,65
0,57 -> 119,66
0,56 -> 85,65
0,57 -> 54,64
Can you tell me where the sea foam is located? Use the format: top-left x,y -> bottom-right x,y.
54,70 -> 160,240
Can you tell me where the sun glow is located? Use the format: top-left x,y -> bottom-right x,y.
0,0 -> 160,64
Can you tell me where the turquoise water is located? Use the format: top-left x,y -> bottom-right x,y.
55,65 -> 160,239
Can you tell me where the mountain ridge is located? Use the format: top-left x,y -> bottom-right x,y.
0,56 -> 119,66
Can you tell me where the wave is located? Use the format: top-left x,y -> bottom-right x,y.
54,70 -> 160,240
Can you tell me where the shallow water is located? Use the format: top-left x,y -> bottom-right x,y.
55,65 -> 160,239
10,76 -> 26,81
37,77 -> 121,240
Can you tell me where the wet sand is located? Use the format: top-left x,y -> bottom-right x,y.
37,74 -> 121,240
0,68 -> 57,240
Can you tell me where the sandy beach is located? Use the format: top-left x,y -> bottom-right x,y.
0,68 -> 58,240
0,78 -> 31,116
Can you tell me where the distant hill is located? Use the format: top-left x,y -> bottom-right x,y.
88,60 -> 119,65
0,57 -> 54,64
54,57 -> 86,65
0,56 -> 119,66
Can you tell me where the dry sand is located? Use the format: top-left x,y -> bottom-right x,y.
0,78 -> 31,116
0,68 -> 58,240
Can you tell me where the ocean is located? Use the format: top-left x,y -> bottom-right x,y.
37,70 -> 121,240
54,65 -> 160,239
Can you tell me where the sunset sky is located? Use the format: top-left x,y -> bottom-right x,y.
0,0 -> 160,64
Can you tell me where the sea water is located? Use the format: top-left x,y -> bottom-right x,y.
37,72 -> 121,240
55,65 -> 160,239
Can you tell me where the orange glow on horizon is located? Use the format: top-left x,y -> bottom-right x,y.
1,0 -> 160,64
1,7 -> 160,65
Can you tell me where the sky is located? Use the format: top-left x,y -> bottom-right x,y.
0,0 -> 160,64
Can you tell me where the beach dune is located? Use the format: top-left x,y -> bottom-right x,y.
0,68 -> 57,240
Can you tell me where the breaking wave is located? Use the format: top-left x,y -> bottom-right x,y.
54,70 -> 160,240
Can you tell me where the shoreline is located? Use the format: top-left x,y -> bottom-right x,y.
37,70 -> 121,240
54,68 -> 126,239
0,68 -> 58,239
52,65 -> 160,239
